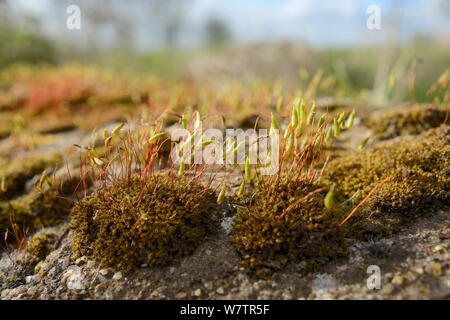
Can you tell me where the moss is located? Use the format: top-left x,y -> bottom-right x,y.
26,230 -> 57,260
365,105 -> 447,140
232,127 -> 449,275
231,176 -> 351,275
0,153 -> 62,198
0,189 -> 70,237
324,125 -> 449,237
70,173 -> 217,271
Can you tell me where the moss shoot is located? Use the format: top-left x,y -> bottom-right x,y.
70,173 -> 217,270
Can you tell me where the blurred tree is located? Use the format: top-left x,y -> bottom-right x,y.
149,0 -> 190,48
205,17 -> 231,48
0,0 -> 58,69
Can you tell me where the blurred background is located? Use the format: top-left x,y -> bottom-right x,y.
0,0 -> 449,104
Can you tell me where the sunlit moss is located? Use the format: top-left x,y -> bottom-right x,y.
26,229 -> 57,260
0,153 -> 62,198
365,105 -> 446,140
70,173 -> 217,271
0,189 -> 70,236
231,176 -> 350,276
324,125 -> 449,237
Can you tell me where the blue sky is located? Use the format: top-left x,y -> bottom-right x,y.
11,0 -> 450,49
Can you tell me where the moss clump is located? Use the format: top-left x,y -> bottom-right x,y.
324,126 -> 449,237
231,176 -> 351,275
70,173 -> 217,270
365,105 -> 447,140
0,189 -> 70,237
26,230 -> 57,260
0,153 -> 62,198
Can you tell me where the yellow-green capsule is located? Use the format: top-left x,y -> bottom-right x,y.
346,109 -> 356,129
358,137 -> 370,150
306,103 -> 316,125
225,139 -> 237,158
39,171 -> 53,188
200,140 -> 216,147
299,100 -> 307,121
293,97 -> 301,115
291,107 -> 298,129
270,112 -> 280,130
111,123 -> 125,136
286,131 -> 295,155
102,128 -> 109,140
233,141 -> 244,156
181,114 -> 187,129
313,134 -> 323,150
245,157 -> 251,182
317,114 -> 326,128
178,159 -> 185,177
237,180 -> 245,198
325,126 -> 333,143
337,112 -> 345,126
194,111 -> 202,131
324,185 -> 335,209
296,120 -> 304,137
284,125 -> 292,140
333,118 -> 340,138
276,96 -> 283,112
148,132 -> 166,144
217,184 -> 226,205
93,157 -> 104,166
1,176 -> 7,193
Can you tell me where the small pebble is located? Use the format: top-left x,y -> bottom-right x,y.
193,289 -> 202,297
27,287 -> 36,296
25,275 -> 36,284
392,274 -> 404,286
112,271 -> 123,280
99,269 -> 110,277
75,256 -> 87,266
175,292 -> 187,299
216,287 -> 225,295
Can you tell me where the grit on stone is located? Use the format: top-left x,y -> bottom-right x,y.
1,208 -> 448,300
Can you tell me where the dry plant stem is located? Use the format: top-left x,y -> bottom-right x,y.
277,186 -> 328,222
338,175 -> 393,227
